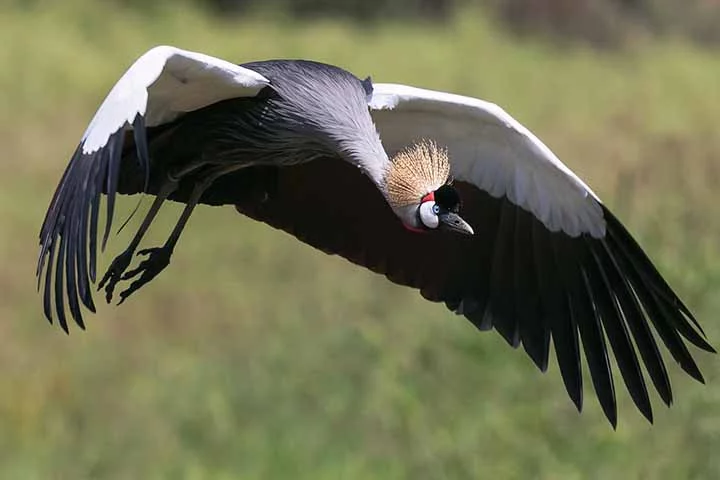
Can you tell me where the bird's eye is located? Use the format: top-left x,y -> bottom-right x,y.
419,201 -> 440,229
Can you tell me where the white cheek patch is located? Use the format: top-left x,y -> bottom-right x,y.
419,201 -> 439,229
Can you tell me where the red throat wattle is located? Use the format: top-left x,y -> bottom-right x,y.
403,224 -> 426,233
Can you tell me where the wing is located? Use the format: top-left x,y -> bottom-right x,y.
369,83 -> 604,238
37,45 -> 270,332
218,81 -> 713,426
365,83 -> 713,425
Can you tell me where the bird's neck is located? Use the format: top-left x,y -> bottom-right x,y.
341,143 -> 425,227
337,134 -> 391,192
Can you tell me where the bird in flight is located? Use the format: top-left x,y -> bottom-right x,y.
37,46 -> 714,427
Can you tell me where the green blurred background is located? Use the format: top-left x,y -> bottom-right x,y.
1,0 -> 719,478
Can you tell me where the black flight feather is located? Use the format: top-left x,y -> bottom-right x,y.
515,206 -> 549,371
486,199 -> 520,347
597,238 -> 673,406
586,239 -> 652,422
535,221 -> 582,410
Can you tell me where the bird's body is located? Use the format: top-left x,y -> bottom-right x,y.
38,46 -> 713,427
118,59 -> 383,201
144,60 -> 381,170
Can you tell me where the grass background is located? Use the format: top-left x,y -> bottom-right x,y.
1,1 -> 719,478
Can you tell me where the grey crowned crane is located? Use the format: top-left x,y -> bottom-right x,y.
38,45 -> 713,427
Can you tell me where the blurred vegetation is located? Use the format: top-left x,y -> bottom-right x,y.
491,0 -> 720,48
108,0 -> 720,47
1,0 -> 719,478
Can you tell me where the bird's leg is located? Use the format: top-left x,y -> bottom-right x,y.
98,179 -> 178,303
116,165 -> 240,304
98,162 -> 206,303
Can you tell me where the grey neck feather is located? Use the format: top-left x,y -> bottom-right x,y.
243,60 -> 392,190
334,118 -> 390,192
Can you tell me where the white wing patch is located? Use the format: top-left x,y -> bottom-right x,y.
81,45 -> 270,154
369,83 -> 606,238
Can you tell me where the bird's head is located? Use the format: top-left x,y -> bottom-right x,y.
386,140 -> 474,235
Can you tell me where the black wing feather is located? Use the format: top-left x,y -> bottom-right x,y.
88,152 -> 107,284
535,221 -> 583,411
76,166 -> 95,311
598,239 -> 673,406
101,128 -> 127,250
65,189 -> 84,330
54,223 -> 68,332
42,233 -> 56,324
604,208 -> 705,336
606,225 -> 707,383
515,206 -> 549,371
655,293 -> 714,352
38,123 -> 134,330
175,157 -> 712,427
486,199 -> 520,347
219,160 -> 713,426
557,235 -> 617,427
586,240 -> 652,422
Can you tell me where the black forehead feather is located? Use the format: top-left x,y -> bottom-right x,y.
434,184 -> 460,209
361,76 -> 373,95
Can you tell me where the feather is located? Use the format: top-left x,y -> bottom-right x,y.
386,140 -> 450,208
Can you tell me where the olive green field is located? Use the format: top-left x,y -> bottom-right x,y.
1,2 -> 719,478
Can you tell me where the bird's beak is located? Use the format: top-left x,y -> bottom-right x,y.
438,212 -> 474,235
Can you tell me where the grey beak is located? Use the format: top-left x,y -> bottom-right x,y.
438,212 -> 474,235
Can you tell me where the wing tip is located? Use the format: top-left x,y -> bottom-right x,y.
599,202 -> 714,398
599,397 -> 618,430
567,383 -> 583,413
38,126 -> 127,331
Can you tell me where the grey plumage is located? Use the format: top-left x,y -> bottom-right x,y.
238,60 -> 387,177
91,60 -> 390,307
141,60 -> 385,171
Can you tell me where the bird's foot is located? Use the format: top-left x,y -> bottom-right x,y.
117,247 -> 172,305
98,249 -> 135,303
